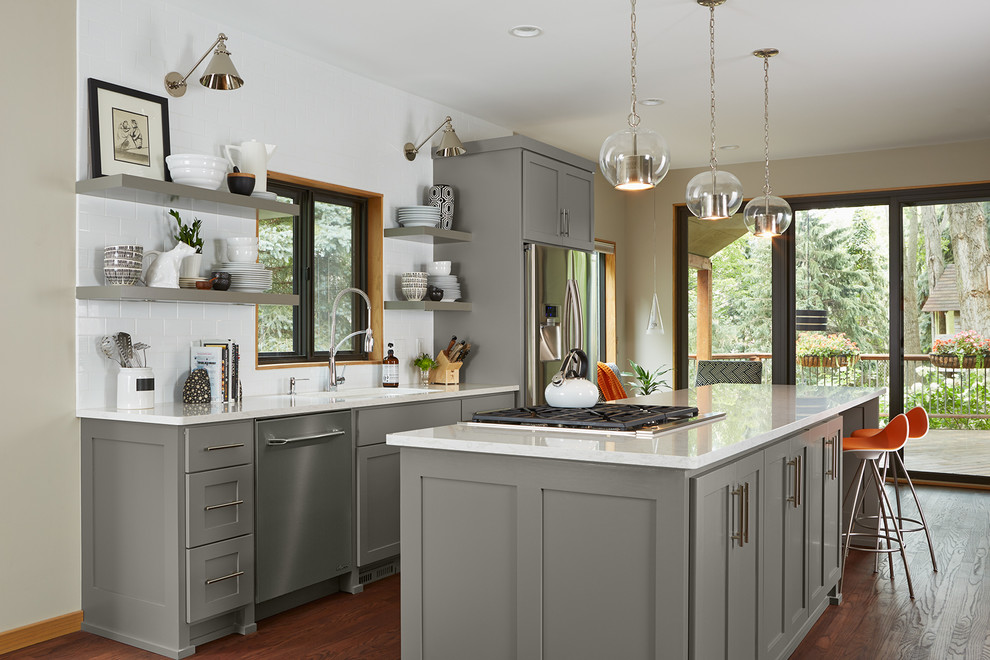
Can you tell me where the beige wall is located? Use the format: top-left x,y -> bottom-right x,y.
0,1 -> 79,633
607,138 -> 990,381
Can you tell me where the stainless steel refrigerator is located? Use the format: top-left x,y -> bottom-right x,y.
524,243 -> 600,405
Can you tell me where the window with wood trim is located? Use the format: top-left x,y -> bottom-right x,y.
258,174 -> 383,366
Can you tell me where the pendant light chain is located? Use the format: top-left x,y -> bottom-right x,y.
708,3 -> 718,175
627,0 -> 641,128
762,54 -> 772,198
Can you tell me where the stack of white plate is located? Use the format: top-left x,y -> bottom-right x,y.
396,206 -> 440,228
428,275 -> 461,302
217,262 -> 273,293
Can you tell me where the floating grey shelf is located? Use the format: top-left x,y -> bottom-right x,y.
384,300 -> 472,311
383,227 -> 472,243
76,174 -> 299,220
76,286 -> 299,306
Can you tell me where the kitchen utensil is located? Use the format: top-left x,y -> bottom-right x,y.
222,140 -> 277,192
115,332 -> 134,368
117,367 -> 155,409
427,260 -> 451,276
100,335 -> 120,366
444,335 -> 457,357
545,348 -> 598,408
226,170 -> 256,195
132,342 -> 150,368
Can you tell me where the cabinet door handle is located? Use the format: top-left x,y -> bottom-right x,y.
824,436 -> 834,478
266,429 -> 345,446
786,457 -> 798,506
204,499 -> 243,511
563,209 -> 570,236
205,570 -> 244,585
730,485 -> 744,547
559,209 -> 565,236
205,442 -> 245,452
743,481 -> 750,545
834,432 -> 840,481
796,455 -> 802,507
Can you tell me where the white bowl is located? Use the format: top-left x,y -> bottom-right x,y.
166,155 -> 227,189
427,261 -> 451,276
227,246 -> 259,263
166,154 -> 228,170
226,236 -> 259,246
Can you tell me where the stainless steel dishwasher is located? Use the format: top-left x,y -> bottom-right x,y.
255,411 -> 352,604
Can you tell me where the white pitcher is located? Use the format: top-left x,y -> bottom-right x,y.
144,242 -> 196,288
222,140 -> 277,192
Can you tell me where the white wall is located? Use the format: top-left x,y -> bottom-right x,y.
75,0 -> 511,409
618,139 -> 990,380
0,1 -> 78,634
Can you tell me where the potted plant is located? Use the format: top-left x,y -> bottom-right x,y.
621,360 -> 671,396
413,352 -> 438,386
169,209 -> 204,279
796,332 -> 860,368
929,330 -> 990,369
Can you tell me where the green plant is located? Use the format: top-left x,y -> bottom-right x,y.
169,209 -> 204,253
621,360 -> 671,396
412,353 -> 437,371
796,332 -> 860,357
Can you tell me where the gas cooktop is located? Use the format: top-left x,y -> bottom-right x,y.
472,403 -> 703,432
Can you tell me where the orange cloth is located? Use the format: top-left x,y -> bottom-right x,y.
597,362 -> 627,401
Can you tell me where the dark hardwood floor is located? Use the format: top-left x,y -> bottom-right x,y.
5,485 -> 988,659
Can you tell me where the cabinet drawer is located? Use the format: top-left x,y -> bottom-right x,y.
186,464 -> 254,548
354,399 -> 460,446
185,422 -> 253,473
460,393 -> 516,421
186,534 -> 254,623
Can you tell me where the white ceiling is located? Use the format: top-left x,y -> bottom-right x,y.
169,0 -> 990,169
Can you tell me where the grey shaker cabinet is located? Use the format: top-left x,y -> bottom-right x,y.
761,435 -> 809,660
81,419 -> 256,659
356,443 -> 401,566
522,151 -> 594,251
691,450 -> 763,660
808,418 -> 843,610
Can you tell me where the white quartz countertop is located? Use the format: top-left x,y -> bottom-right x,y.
387,384 -> 883,470
76,383 -> 518,425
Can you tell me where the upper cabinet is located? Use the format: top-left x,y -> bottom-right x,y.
522,152 -> 594,251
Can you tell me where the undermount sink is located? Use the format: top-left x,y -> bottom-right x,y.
282,387 -> 439,400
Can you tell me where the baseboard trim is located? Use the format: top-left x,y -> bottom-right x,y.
0,611 -> 83,654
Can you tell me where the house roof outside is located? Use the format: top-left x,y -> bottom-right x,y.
921,264 -> 960,312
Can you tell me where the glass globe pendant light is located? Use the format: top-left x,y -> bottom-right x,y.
600,0 -> 670,191
685,0 -> 743,220
743,48 -> 793,237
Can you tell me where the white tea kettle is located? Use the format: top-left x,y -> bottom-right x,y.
545,348 -> 599,408
222,140 -> 277,193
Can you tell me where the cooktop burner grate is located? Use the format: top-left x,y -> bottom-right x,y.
472,403 -> 700,431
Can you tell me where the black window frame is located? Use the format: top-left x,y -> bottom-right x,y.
259,179 -> 369,365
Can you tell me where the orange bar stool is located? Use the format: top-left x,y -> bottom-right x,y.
850,406 -> 938,572
840,413 -> 914,599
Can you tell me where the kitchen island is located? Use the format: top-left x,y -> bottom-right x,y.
388,384 -> 882,660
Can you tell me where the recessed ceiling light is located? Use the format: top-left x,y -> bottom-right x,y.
509,25 -> 544,38
640,98 -> 665,106
719,144 -> 740,151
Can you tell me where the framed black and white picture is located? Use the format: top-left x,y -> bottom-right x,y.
88,78 -> 171,180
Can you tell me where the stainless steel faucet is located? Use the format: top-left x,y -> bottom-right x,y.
288,377 -> 309,395
328,287 -> 374,391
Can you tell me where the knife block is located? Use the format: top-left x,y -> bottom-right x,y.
429,351 -> 462,385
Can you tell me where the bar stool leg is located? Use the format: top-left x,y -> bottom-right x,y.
892,451 -> 939,572
869,459 -> 915,599
840,458 -> 868,594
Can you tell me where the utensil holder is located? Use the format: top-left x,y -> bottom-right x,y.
117,367 -> 155,409
429,351 -> 462,385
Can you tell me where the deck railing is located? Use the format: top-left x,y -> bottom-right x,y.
687,353 -> 990,429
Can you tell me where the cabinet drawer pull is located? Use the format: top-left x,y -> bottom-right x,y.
205,442 -> 245,451
266,429 -> 345,446
204,499 -> 243,511
205,570 -> 244,585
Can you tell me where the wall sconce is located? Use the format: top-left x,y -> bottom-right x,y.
165,33 -> 243,98
404,116 -> 466,161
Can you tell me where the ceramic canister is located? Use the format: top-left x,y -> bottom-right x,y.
117,367 -> 155,409
428,184 -> 454,230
